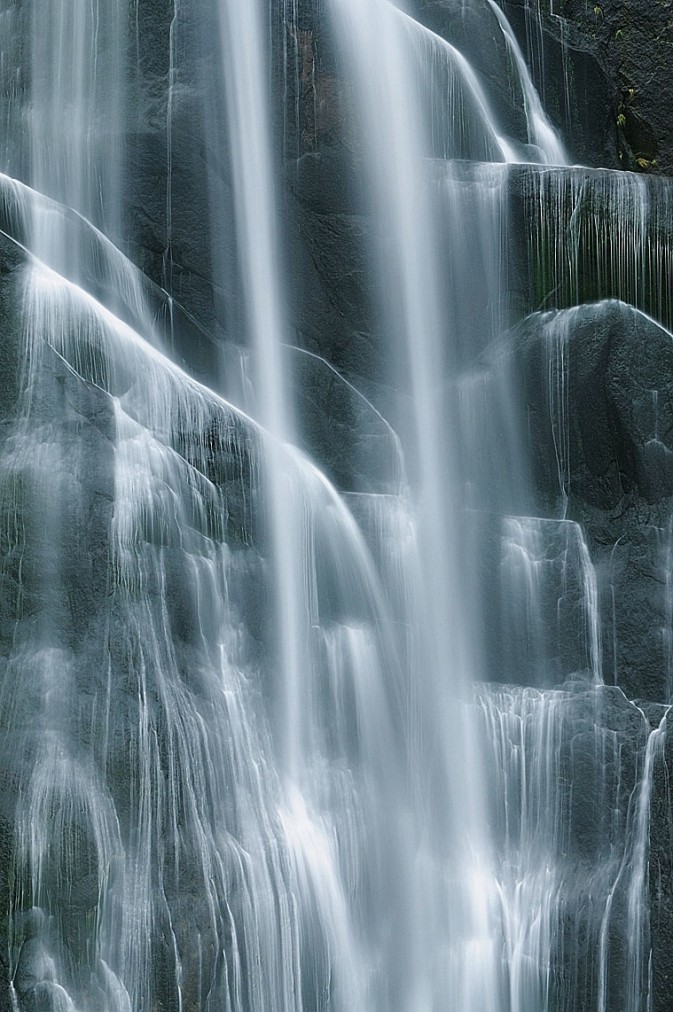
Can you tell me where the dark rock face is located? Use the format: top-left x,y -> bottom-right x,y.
503,0 -> 673,174
284,152 -> 383,394
650,725 -> 673,1012
485,301 -> 673,701
287,346 -> 402,494
518,302 -> 673,512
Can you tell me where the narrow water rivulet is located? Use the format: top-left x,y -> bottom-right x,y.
0,0 -> 672,1009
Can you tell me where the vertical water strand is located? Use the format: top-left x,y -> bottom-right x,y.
598,709 -> 668,1012
28,0 -> 126,269
607,537 -> 624,688
436,162 -> 511,366
628,174 -> 649,308
325,2 -> 521,1008
522,0 -> 546,106
625,712 -> 668,1012
577,525 -> 603,682
526,169 -> 673,326
217,0 -> 306,781
500,518 -> 546,680
649,180 -> 673,328
0,7 -> 21,173
29,0 -> 94,264
486,0 -> 566,164
100,0 -> 126,248
557,13 -> 572,131
478,687 -> 565,1012
217,4 -> 383,1007
543,308 -> 572,514
594,705 -> 666,1012
498,517 -> 602,683
281,0 -> 302,158
591,172 -> 649,310
163,0 -> 179,346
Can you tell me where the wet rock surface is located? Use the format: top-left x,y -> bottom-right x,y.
503,0 -> 673,174
494,302 -> 673,700
0,0 -> 673,1007
0,229 -> 268,1010
650,726 -> 673,1012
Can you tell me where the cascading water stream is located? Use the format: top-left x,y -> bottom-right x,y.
323,0 -> 567,1007
5,252 -> 414,1009
0,0 -> 670,1009
27,0 -> 126,268
217,0 -> 307,785
486,0 -> 566,165
213,8 -> 413,1004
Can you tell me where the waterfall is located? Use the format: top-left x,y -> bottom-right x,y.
0,0 -> 670,1010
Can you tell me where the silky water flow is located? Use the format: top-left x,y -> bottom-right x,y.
0,0 -> 669,1010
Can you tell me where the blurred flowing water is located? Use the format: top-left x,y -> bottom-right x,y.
0,0 -> 668,1010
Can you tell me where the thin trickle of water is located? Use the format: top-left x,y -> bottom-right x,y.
281,0 -> 305,158
27,0 -> 126,265
527,168 -> 673,328
486,0 -> 566,164
498,0 -> 575,143
624,714 -> 667,1012
479,684 -> 658,1012
542,308 -> 573,512
499,516 -> 602,684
